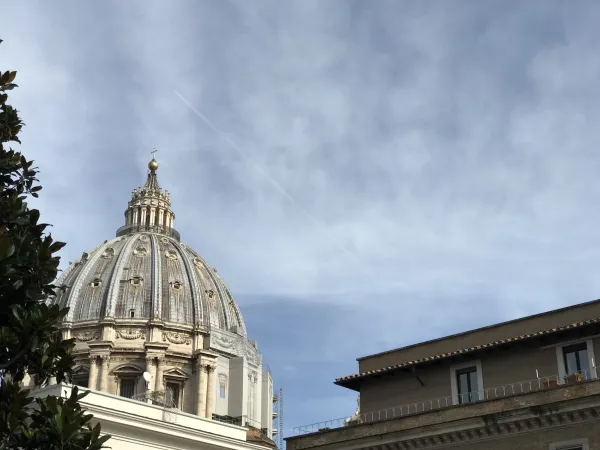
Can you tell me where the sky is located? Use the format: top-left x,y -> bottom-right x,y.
3,0 -> 600,439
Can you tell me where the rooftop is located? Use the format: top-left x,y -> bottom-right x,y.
337,298 -> 600,390
288,374 -> 600,450
356,298 -> 600,362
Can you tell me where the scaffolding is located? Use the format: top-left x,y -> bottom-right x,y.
279,388 -> 284,449
272,387 -> 284,449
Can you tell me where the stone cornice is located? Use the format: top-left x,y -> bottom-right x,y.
87,340 -> 115,350
362,403 -> 600,450
144,342 -> 170,351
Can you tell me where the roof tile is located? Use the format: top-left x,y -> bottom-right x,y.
336,318 -> 600,384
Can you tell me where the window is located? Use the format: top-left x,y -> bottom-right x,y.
563,343 -> 590,375
556,339 -> 596,381
165,382 -> 180,408
129,309 -> 135,319
549,438 -> 589,450
74,377 -> 88,388
450,360 -> 484,406
119,379 -> 135,398
456,366 -> 479,404
220,383 -> 226,399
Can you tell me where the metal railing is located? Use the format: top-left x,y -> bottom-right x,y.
116,223 -> 181,241
293,369 -> 598,435
131,390 -> 177,408
131,390 -> 179,423
125,395 -> 273,438
213,414 -> 272,438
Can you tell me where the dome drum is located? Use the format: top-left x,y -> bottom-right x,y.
68,324 -> 261,364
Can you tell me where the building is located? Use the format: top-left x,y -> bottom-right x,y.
287,299 -> 600,450
33,383 -> 274,450
28,156 -> 279,448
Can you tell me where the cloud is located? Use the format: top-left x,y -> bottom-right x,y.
3,0 -> 600,434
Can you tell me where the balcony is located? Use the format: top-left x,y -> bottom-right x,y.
293,369 -> 600,436
116,223 -> 181,241
32,384 -> 250,448
130,391 -> 272,440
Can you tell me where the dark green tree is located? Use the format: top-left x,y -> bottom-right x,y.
0,40 -> 110,449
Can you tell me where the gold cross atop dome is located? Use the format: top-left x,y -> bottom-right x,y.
148,148 -> 159,171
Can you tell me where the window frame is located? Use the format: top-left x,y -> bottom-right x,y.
555,338 -> 597,382
165,380 -> 182,409
549,437 -> 589,450
449,360 -> 484,406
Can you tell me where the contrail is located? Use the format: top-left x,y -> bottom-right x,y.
172,89 -> 382,279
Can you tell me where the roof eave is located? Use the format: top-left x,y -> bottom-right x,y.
334,378 -> 361,392
334,319 -> 600,389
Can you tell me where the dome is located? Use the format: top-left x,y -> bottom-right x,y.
55,233 -> 247,336
53,156 -> 247,337
44,155 -> 276,438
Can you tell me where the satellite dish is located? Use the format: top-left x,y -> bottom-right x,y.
143,371 -> 152,389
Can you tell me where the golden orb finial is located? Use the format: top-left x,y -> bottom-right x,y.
148,148 -> 159,171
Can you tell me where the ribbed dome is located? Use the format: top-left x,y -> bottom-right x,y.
52,155 -> 248,337
54,234 -> 247,336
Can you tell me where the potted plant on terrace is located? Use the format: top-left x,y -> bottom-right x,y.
564,373 -> 584,384
542,378 -> 560,389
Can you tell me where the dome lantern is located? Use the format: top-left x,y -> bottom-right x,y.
117,149 -> 179,241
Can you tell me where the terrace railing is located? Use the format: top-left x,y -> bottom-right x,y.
293,369 -> 598,435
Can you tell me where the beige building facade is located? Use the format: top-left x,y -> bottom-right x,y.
33,383 -> 275,450
287,300 -> 600,450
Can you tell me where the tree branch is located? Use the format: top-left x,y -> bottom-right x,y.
0,333 -> 35,370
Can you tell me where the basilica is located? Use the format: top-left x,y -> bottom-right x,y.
39,156 -> 276,447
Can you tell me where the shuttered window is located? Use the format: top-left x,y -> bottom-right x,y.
119,379 -> 135,398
